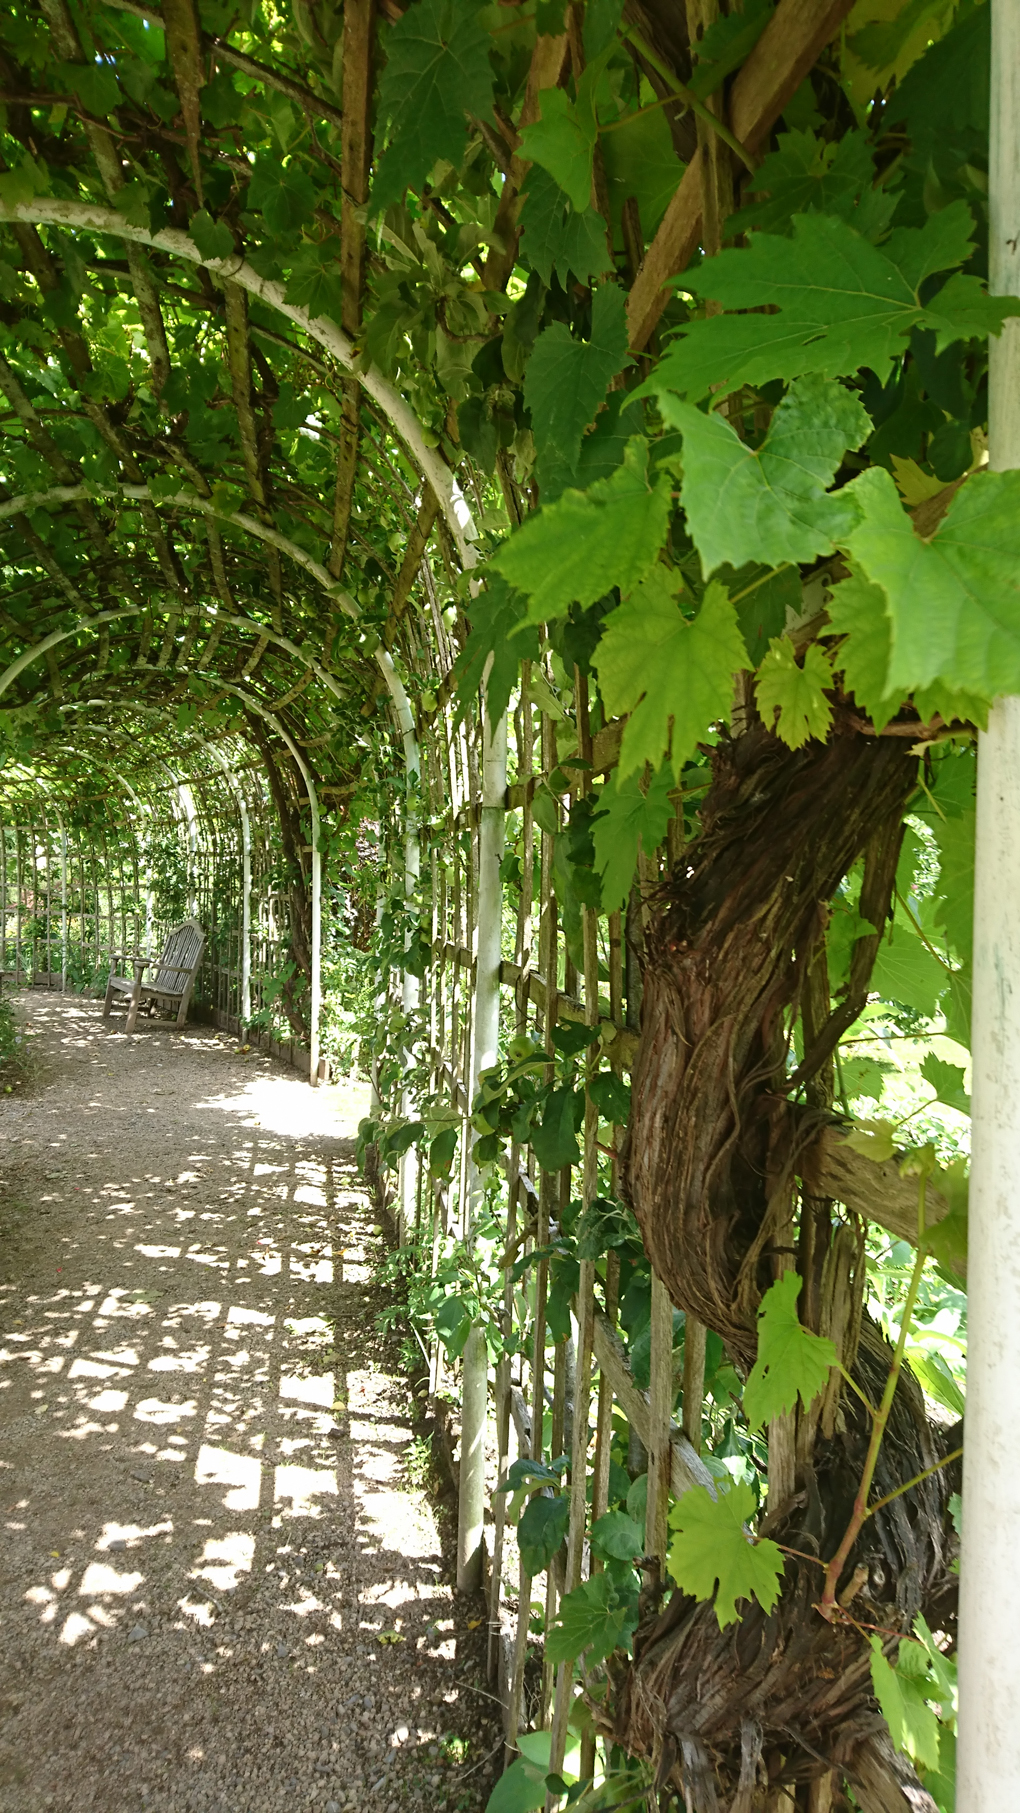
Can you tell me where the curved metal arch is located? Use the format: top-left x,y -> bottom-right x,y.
0,199 -> 479,568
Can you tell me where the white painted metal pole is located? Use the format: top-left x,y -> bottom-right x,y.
956,6 -> 1020,1804
376,650 -> 422,1238
457,698 -> 507,1594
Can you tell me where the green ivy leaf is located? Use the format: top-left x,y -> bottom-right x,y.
666,1479 -> 784,1629
492,439 -> 671,624
595,573 -> 747,781
545,1571 -> 635,1665
742,1273 -> 837,1429
373,0 -> 495,210
525,284 -> 631,478
755,638 -> 834,749
846,464 -> 1020,700
454,577 -> 540,729
591,758 -> 675,914
517,1492 -> 569,1574
666,375 -> 870,574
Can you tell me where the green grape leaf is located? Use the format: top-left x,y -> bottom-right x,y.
869,1637 -> 942,1775
688,0 -> 773,98
189,209 -> 234,261
755,638 -> 834,750
530,1084 -> 584,1172
666,1479 -> 784,1629
846,465 -> 1020,699
742,1272 -> 837,1430
589,1509 -> 644,1561
595,574 -> 747,781
932,806 -> 975,966
839,1053 -> 892,1102
516,1492 -> 569,1575
645,208 -> 1016,402
373,0 -> 495,210
518,168 -> 613,286
492,439 -> 671,624
285,243 -> 346,322
921,1053 -> 970,1115
591,758 -> 675,914
247,156 -> 318,234
525,284 -> 631,477
666,376 -> 870,575
600,102 -> 684,238
886,1 -> 989,159
907,1345 -> 966,1418
519,86 -> 595,212
827,565 -> 900,731
588,1070 -> 632,1125
57,60 -> 121,118
454,577 -> 540,728
738,129 -> 897,241
485,1754 -> 547,1813
870,920 -> 949,1017
545,1571 -> 635,1665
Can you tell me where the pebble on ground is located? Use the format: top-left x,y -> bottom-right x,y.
0,994 -> 502,1812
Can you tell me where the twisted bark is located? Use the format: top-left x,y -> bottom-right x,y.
615,720 -> 959,1809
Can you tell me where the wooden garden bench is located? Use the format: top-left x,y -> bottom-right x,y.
103,918 -> 205,1034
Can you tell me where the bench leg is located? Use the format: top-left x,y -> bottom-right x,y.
102,976 -> 116,1019
175,980 -> 195,1027
125,978 -> 143,1034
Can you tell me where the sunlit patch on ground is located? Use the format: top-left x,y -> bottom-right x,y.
0,995 -> 500,1813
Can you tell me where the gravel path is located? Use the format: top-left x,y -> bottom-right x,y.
0,994 -> 501,1813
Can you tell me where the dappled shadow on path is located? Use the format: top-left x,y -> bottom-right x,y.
0,997 -> 500,1813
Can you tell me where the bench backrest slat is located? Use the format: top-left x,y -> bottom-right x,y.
151,919 -> 205,994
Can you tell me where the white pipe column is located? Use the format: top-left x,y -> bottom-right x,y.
207,746 -> 252,1031
377,650 -> 422,1239
457,697 -> 507,1593
59,819 -> 67,992
956,7 -> 1020,1803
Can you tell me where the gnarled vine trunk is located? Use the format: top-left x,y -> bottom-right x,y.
615,720 -> 960,1810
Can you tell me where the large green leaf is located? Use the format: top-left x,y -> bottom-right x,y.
519,86 -> 595,212
518,167 -> 614,286
525,284 -> 631,478
373,0 -> 495,209
742,1272 -> 837,1430
516,1492 -> 569,1575
591,759 -> 675,914
545,1571 -> 635,1665
454,577 -> 540,728
846,465 -> 1020,699
530,1084 -> 584,1172
932,805 -> 975,965
870,919 -> 949,1017
492,439 -> 671,624
666,1479 -> 784,1629
645,207 -> 1019,401
666,375 -> 870,574
869,1637 -> 942,1775
594,573 -> 747,781
755,639 -> 834,750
